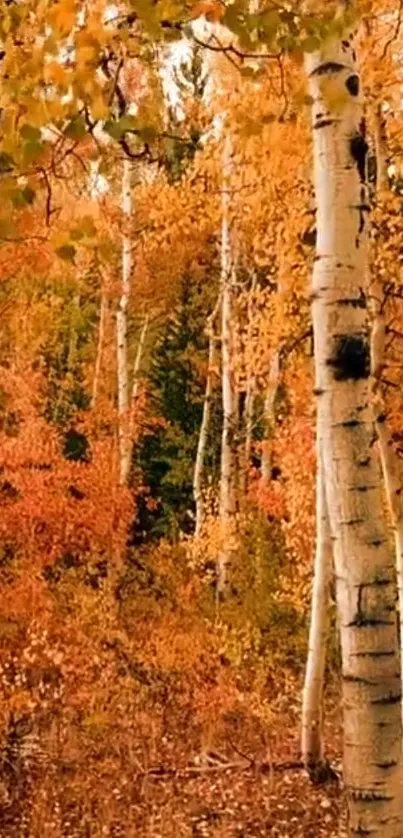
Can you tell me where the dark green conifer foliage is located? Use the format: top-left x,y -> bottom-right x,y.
162,45 -> 206,183
135,278 -> 222,541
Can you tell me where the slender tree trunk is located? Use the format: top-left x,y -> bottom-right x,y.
116,157 -> 132,486
306,27 -> 403,836
242,384 -> 255,494
127,312 -> 149,451
218,134 -> 237,600
67,293 -> 81,374
376,417 -> 403,660
261,351 -> 280,484
194,298 -> 220,537
131,314 -> 149,405
240,273 -> 257,496
373,103 -> 388,192
301,444 -> 333,778
92,292 -> 106,409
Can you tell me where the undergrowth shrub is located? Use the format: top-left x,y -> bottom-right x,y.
0,371 -> 336,836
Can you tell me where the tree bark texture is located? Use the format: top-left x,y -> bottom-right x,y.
194,297 -> 220,538
369,102 -> 403,715
116,156 -> 132,486
306,27 -> 403,837
218,133 -> 238,599
92,292 -> 106,409
240,273 -> 257,496
261,351 -> 280,485
301,444 -> 333,775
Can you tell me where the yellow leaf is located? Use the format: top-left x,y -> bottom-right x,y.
51,0 -> 77,35
91,95 -> 109,121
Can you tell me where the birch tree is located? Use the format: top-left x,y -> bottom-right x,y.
92,292 -> 106,409
260,351 -> 280,484
301,445 -> 333,779
306,21 -> 403,836
116,156 -> 132,486
261,273 -> 282,485
368,102 -> 403,707
218,133 -> 238,599
131,314 -> 149,405
240,277 -> 256,496
194,297 -> 220,537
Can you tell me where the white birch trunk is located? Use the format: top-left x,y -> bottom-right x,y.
194,329 -> 216,538
242,384 -> 255,494
261,351 -> 280,484
194,298 -> 220,537
67,293 -> 81,374
301,444 -> 333,776
369,104 -> 403,716
126,312 -> 149,453
92,292 -> 106,409
373,104 -> 388,193
131,314 -> 149,405
218,134 -> 237,599
240,273 -> 257,496
306,28 -> 403,836
376,417 -> 403,652
117,157 -> 132,486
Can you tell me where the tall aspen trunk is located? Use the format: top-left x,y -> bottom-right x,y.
306,27 -> 403,837
373,104 -> 388,192
67,293 -> 81,374
194,298 -> 220,538
376,418 -> 403,687
92,292 -> 106,409
301,444 -> 333,777
127,312 -> 149,450
218,134 -> 237,600
116,157 -> 132,486
261,351 -> 280,484
242,383 -> 255,495
369,104 -> 403,710
131,314 -> 149,405
240,274 -> 257,496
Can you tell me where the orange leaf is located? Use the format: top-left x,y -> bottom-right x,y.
191,0 -> 224,22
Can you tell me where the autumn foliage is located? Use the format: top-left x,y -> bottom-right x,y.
0,0 -> 402,835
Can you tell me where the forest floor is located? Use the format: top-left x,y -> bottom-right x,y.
0,708 -> 347,838
0,667 -> 345,837
132,757 -> 344,838
126,699 -> 346,838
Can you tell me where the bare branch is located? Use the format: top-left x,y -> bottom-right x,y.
381,0 -> 403,60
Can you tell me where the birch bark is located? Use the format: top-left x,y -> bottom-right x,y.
194,297 -> 220,537
218,134 -> 238,599
116,156 -> 132,486
242,384 -> 255,494
306,27 -> 403,836
92,292 -> 106,409
131,314 -> 149,405
261,351 -> 280,484
301,444 -> 333,777
240,274 -> 257,496
369,103 -> 403,714
67,293 -> 81,374
373,104 -> 388,193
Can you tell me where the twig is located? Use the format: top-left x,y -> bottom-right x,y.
227,737 -> 255,767
138,760 -> 247,779
192,33 -> 282,62
134,757 -> 307,780
381,0 -> 403,60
